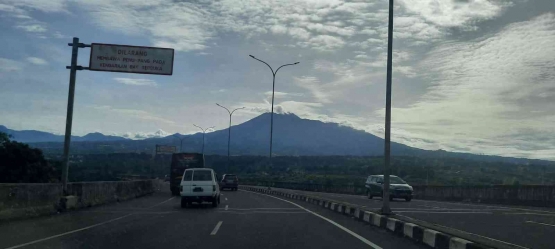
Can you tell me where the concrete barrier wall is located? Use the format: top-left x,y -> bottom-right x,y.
0,183 -> 62,221
413,185 -> 555,207
0,180 -> 157,221
243,181 -> 555,207
66,180 -> 155,209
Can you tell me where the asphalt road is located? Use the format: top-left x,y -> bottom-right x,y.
0,186 -> 427,249
262,187 -> 555,249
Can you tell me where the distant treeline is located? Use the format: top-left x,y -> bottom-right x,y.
41,153 -> 555,186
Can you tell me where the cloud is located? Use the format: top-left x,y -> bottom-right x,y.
0,2 -> 65,34
263,91 -> 304,98
114,78 -> 158,87
238,99 -> 322,117
116,129 -> 171,140
15,24 -> 47,32
0,58 -> 23,72
91,105 -> 175,125
293,76 -> 331,103
1,0 -> 68,13
74,1 -> 211,52
300,35 -> 345,51
71,0 -> 383,52
373,13 -> 555,159
397,0 -> 511,28
26,57 -> 48,65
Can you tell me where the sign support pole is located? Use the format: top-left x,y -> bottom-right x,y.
62,37 -> 89,195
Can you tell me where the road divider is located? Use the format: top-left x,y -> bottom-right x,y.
240,185 -> 522,249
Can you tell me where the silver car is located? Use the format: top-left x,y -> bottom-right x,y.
365,175 -> 413,202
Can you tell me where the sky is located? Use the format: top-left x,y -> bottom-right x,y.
1,0 -> 555,160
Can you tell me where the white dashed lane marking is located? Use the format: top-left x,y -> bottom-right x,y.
210,221 -> 223,235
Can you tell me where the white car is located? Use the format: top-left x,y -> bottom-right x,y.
180,168 -> 220,208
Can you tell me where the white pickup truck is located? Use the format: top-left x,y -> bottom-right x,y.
180,168 -> 221,208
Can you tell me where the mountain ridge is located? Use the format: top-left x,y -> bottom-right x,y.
2,113 -> 553,165
0,126 -> 129,143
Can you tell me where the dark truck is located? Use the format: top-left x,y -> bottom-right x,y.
170,153 -> 204,196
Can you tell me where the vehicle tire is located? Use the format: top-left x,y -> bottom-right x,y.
212,197 -> 218,207
405,197 -> 412,202
389,196 -> 394,201
367,191 -> 373,199
180,198 -> 187,208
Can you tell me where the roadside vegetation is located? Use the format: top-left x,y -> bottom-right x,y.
0,132 -> 60,183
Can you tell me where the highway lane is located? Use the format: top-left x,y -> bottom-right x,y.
261,186 -> 555,249
0,187 -> 427,249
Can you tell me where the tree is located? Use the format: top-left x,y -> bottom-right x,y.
0,132 -> 59,183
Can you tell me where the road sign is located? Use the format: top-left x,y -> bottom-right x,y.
156,145 -> 177,154
62,38 -> 175,195
89,43 -> 174,75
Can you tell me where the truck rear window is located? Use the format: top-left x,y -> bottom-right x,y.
193,170 -> 212,181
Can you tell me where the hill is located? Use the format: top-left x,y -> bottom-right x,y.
0,125 -> 128,143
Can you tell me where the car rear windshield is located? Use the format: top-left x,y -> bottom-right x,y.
193,170 -> 213,181
224,175 -> 237,180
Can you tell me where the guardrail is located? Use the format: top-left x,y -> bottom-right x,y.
242,181 -> 555,207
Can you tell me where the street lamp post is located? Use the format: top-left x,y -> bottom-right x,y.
193,124 -> 214,155
216,103 -> 245,173
381,0 -> 395,215
173,134 -> 186,152
249,55 -> 299,165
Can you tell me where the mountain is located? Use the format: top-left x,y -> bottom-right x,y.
0,125 -> 128,143
21,113 -> 422,156
7,113 -> 554,165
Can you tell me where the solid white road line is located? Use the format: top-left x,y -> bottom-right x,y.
147,197 -> 175,209
505,213 -> 555,217
225,198 -> 228,201
222,208 -> 301,210
241,190 -> 383,249
391,208 -> 506,211
395,211 -> 492,214
218,211 -> 308,215
85,211 -> 177,215
211,221 -> 223,235
5,214 -> 134,249
526,221 -> 555,227
225,205 -> 228,210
